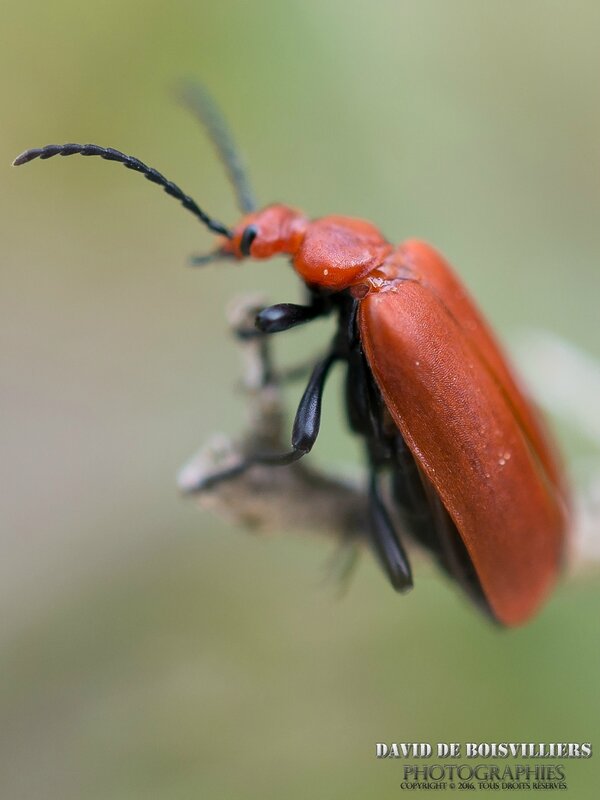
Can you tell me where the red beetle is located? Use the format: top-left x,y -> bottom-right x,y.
14,87 -> 569,625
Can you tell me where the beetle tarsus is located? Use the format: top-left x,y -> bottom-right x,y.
184,449 -> 304,493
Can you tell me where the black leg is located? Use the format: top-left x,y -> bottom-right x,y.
391,435 -> 439,552
343,331 -> 412,592
190,349 -> 339,491
290,351 -> 337,452
345,346 -> 382,441
368,471 -> 413,592
256,297 -> 330,334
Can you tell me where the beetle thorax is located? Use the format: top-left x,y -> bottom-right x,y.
293,216 -> 393,291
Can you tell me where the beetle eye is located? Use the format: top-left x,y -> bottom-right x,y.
240,225 -> 258,257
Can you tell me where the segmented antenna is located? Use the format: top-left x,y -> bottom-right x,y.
179,82 -> 257,214
189,250 -> 235,266
12,143 -> 233,238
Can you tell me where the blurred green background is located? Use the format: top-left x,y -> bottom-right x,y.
2,1 -> 600,798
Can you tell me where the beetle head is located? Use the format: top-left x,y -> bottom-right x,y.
222,204 -> 309,261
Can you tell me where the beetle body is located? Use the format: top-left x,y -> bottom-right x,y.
14,92 -> 569,625
221,206 -> 569,626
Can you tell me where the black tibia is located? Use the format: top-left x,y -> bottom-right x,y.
369,472 -> 413,591
192,347 -> 339,491
256,295 -> 331,334
291,351 -> 338,453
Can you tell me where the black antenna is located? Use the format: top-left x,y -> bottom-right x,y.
189,250 -> 235,266
12,143 -> 233,239
179,82 -> 257,215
